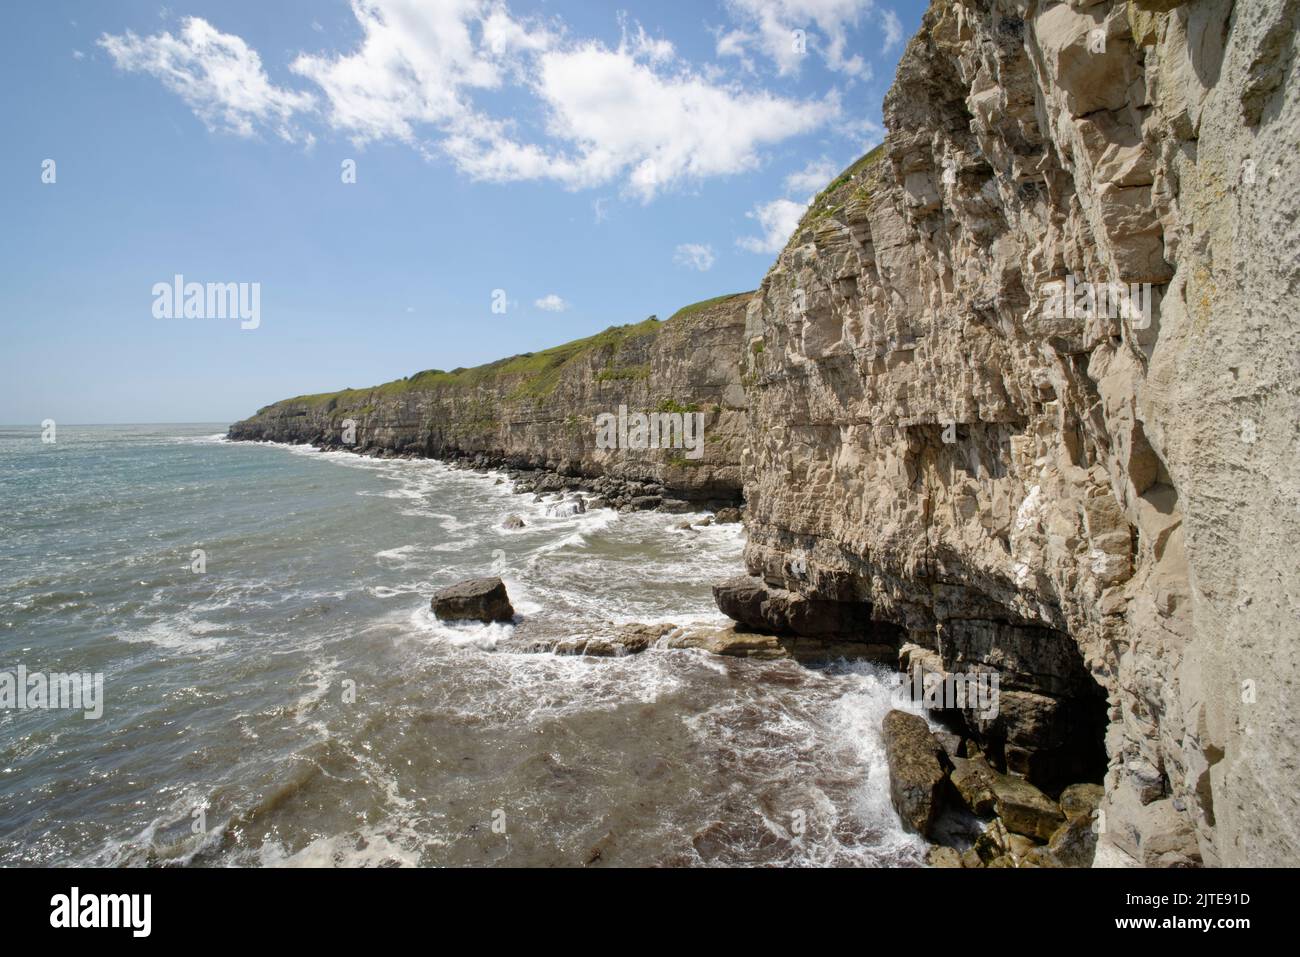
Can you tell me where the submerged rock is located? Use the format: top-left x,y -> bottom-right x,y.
531,623 -> 675,658
548,497 -> 586,517
431,577 -> 515,624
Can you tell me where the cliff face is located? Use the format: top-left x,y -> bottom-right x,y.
738,0 -> 1299,866
228,293 -> 752,502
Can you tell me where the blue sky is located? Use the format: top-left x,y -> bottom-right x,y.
1,0 -> 925,424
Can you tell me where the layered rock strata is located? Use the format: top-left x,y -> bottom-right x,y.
228,294 -> 752,503
731,0 -> 1300,867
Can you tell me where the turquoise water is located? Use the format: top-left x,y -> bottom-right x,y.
0,424 -> 925,866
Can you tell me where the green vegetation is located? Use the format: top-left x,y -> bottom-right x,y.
666,291 -> 751,322
263,290 -> 758,420
804,140 -> 890,226
280,316 -> 664,411
655,398 -> 701,414
666,452 -> 707,467
595,363 -> 650,383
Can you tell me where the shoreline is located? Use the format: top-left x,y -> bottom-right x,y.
226,433 -> 746,516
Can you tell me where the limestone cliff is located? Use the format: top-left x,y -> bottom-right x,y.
228,293 -> 752,503
736,0 -> 1299,866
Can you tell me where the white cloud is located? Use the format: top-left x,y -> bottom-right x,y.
97,1 -> 841,200
879,9 -> 903,52
98,17 -> 315,140
737,197 -> 808,254
719,0 -> 875,77
513,42 -> 837,200
290,0 -> 529,147
674,243 -> 716,271
534,294 -> 569,312
72,50 -> 85,60
785,157 -> 840,196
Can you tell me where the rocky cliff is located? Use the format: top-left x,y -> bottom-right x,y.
228,293 -> 752,503
735,0 -> 1298,867
228,0 -> 1300,868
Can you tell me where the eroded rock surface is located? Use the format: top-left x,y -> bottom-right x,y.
734,0 -> 1300,866
229,294 -> 752,503
882,709 -> 950,836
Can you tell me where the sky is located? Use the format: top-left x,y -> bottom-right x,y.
0,0 -> 927,424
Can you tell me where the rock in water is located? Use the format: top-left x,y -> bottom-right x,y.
501,514 -> 526,529
431,577 -> 515,623
548,498 -> 586,517
881,709 -> 948,837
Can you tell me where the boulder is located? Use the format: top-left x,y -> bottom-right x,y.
1046,814 -> 1099,867
548,498 -> 586,517
949,754 -> 1064,840
665,624 -> 787,659
501,514 -> 526,530
926,846 -> 963,868
431,577 -> 515,623
547,625 -> 668,657
1006,833 -> 1039,859
1059,783 -> 1104,823
713,507 -> 743,524
974,818 -> 1010,864
990,775 -> 1066,842
711,575 -> 883,639
949,756 -> 998,816
1022,846 -> 1063,868
881,710 -> 948,838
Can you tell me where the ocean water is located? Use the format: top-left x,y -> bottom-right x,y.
0,424 -> 928,867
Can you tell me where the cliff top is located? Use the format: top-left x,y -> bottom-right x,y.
257,290 -> 753,415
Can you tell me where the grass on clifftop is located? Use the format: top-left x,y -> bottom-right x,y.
272,295 -> 750,414
799,140 -> 889,230
666,291 -> 751,322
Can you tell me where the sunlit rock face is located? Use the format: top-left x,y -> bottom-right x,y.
737,0 -> 1300,867
229,293 -> 753,503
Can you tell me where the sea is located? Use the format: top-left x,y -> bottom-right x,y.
0,423 -> 928,867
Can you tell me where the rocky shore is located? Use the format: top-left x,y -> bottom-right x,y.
229,0 -> 1300,868
227,292 -> 752,506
